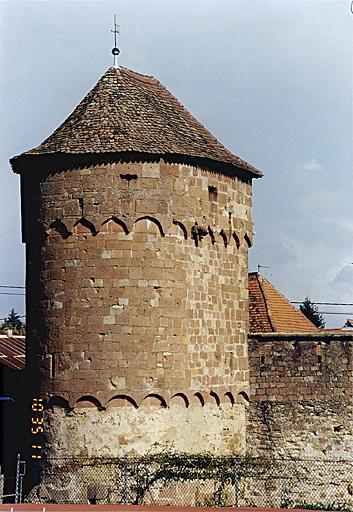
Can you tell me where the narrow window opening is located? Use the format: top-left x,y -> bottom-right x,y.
208,186 -> 218,201
120,173 -> 138,181
79,198 -> 84,215
260,355 -> 265,365
317,354 -> 322,364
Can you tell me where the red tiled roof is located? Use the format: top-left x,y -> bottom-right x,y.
10,66 -> 262,178
0,334 -> 25,370
248,273 -> 318,333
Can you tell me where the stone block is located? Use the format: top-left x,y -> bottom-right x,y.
103,315 -> 115,325
90,278 -> 104,288
142,163 -> 160,178
101,250 -> 112,259
109,376 -> 126,390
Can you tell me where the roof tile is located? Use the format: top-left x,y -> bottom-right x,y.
11,67 -> 262,178
249,273 -> 318,333
0,335 -> 25,370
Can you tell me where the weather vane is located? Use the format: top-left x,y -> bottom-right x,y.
111,14 -> 120,67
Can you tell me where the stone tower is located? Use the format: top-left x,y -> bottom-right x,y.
11,66 -> 262,458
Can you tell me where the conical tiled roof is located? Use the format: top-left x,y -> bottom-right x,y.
11,66 -> 262,177
248,272 -> 318,333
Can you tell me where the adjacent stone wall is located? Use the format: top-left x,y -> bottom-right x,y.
247,335 -> 353,460
22,158 -> 253,456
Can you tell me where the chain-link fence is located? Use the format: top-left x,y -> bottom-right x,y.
1,454 -> 26,504
4,454 -> 353,510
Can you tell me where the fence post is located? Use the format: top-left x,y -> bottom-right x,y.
14,454 -> 26,504
233,457 -> 239,508
123,454 -> 129,504
19,459 -> 26,504
14,454 -> 21,503
0,469 -> 4,504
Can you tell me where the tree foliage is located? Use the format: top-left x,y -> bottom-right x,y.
0,308 -> 26,334
300,297 -> 325,329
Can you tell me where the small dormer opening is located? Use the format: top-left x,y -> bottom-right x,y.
79,198 -> 84,215
208,186 -> 218,202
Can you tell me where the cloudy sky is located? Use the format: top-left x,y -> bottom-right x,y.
0,0 -> 352,327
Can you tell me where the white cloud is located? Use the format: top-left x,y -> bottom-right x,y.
328,258 -> 353,287
254,231 -> 353,327
299,158 -> 323,172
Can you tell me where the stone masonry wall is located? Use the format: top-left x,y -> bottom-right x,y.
247,336 -> 353,459
22,158 -> 253,456
44,402 -> 246,457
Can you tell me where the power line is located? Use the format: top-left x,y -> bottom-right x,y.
0,292 -> 25,296
0,285 -> 25,289
291,301 -> 353,306
318,312 -> 352,316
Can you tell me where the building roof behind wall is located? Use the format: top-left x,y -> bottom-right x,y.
0,333 -> 25,370
248,272 -> 318,333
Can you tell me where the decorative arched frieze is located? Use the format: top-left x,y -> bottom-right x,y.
74,395 -> 104,410
209,391 -> 221,406
101,216 -> 130,235
48,219 -> 72,240
47,389 -> 241,412
172,220 -> 188,240
141,393 -> 168,408
237,391 -> 250,404
47,395 -> 71,411
134,216 -> 165,237
219,229 -> 228,247
207,227 -> 216,245
191,222 -> 208,247
193,392 -> 205,407
244,233 -> 252,248
224,391 -> 235,405
232,232 -> 240,250
170,393 -> 190,408
107,395 -> 138,409
73,218 -> 98,236
44,215 -> 246,252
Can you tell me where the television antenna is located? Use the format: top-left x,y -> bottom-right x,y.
257,265 -> 270,273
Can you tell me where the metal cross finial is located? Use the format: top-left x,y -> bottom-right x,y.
111,14 -> 120,67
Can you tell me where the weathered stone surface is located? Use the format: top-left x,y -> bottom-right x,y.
247,399 -> 353,460
247,337 -> 353,460
45,403 -> 246,457
23,159 -> 253,456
